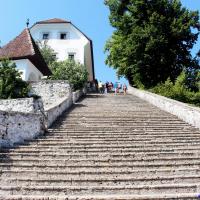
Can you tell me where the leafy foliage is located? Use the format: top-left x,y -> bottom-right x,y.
105,0 -> 200,88
38,42 -> 88,91
49,60 -> 88,91
37,41 -> 57,66
151,72 -> 200,106
0,60 -> 29,99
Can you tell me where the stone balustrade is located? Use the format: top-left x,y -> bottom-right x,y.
128,85 -> 200,129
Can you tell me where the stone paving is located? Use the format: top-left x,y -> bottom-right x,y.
0,94 -> 200,199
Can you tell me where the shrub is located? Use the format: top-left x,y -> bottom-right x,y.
49,59 -> 88,91
151,78 -> 174,98
0,59 -> 29,99
150,71 -> 200,106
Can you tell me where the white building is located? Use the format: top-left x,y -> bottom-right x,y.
30,18 -> 95,81
0,28 -> 51,81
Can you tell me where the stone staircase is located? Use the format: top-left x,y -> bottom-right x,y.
1,93 -> 200,199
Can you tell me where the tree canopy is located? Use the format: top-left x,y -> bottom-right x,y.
105,0 -> 200,88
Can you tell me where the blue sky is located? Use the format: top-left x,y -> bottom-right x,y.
0,0 -> 200,83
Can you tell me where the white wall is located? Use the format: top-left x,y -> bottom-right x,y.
26,60 -> 43,81
30,23 -> 94,80
14,59 -> 27,80
31,24 -> 88,63
14,59 -> 43,81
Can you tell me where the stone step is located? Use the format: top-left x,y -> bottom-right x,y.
65,111 -> 179,114
57,125 -> 190,129
0,159 -> 199,169
23,137 -> 200,143
7,143 -> 200,151
14,140 -> 200,148
0,183 -> 198,196
44,133 -> 200,137
20,138 -> 200,144
54,123 -> 193,127
58,121 -> 188,125
61,121 -> 188,125
1,154 -> 199,163
48,128 -> 199,132
4,146 -> 200,154
1,167 -> 200,178
48,128 -> 199,131
1,151 -> 198,159
0,193 -> 198,200
40,134 -> 200,139
2,175 -> 200,187
64,116 -> 183,120
0,161 -> 200,170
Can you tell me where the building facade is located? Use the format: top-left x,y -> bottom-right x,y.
30,18 -> 95,81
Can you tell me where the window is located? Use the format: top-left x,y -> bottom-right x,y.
52,54 -> 57,60
42,33 -> 49,40
68,53 -> 75,60
60,33 -> 67,40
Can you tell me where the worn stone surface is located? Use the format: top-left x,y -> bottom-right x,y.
128,86 -> 200,129
73,90 -> 83,103
31,80 -> 73,128
0,98 -> 44,113
0,110 -> 45,147
30,80 -> 71,110
46,98 -> 72,128
0,94 -> 200,199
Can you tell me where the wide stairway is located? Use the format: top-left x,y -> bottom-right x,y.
1,94 -> 200,199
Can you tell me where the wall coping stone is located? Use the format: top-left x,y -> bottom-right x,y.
0,97 -> 44,113
128,86 -> 200,129
0,108 -> 42,117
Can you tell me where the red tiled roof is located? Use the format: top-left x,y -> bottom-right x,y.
0,29 -> 52,76
35,18 -> 70,24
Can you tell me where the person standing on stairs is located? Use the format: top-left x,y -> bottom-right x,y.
114,81 -> 118,95
123,83 -> 127,95
98,81 -> 103,94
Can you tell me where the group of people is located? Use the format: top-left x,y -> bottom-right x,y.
87,79 -> 128,95
98,81 -> 127,95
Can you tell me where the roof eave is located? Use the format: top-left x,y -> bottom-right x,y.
30,21 -> 71,29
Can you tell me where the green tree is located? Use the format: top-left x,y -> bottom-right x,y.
0,59 -> 29,99
105,0 -> 200,88
37,41 -> 57,66
49,60 -> 88,91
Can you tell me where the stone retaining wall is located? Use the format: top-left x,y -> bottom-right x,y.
0,80 -> 86,147
72,86 -> 87,103
30,80 -> 73,127
73,90 -> 83,103
30,80 -> 71,110
128,86 -> 200,129
45,97 -> 73,128
0,98 -> 44,113
0,110 -> 45,147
